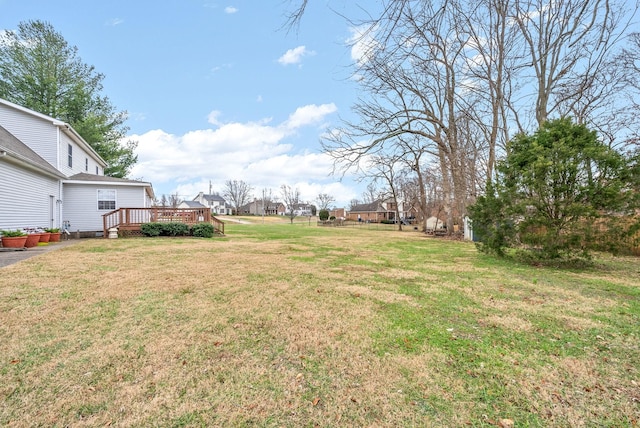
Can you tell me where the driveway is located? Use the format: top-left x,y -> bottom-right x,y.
0,239 -> 81,268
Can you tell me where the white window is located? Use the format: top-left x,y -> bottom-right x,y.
97,189 -> 116,210
85,158 -> 88,171
67,144 -> 73,168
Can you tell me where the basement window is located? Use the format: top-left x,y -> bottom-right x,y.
97,189 -> 116,210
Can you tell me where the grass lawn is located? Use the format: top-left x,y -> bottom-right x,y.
1,222 -> 638,427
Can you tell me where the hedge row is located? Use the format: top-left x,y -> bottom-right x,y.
140,222 -> 215,238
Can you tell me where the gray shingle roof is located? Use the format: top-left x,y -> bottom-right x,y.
181,200 -> 207,208
199,194 -> 227,203
67,172 -> 151,185
349,200 -> 384,213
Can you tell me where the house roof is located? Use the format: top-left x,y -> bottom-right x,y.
181,200 -> 207,208
65,173 -> 155,199
349,200 -> 384,213
66,172 -> 149,184
0,125 -> 65,178
198,194 -> 227,203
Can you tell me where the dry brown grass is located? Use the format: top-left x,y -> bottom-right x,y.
1,224 -> 638,427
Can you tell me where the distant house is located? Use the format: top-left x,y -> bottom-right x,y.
290,203 -> 315,217
347,199 -> 414,223
329,208 -> 346,219
193,192 -> 232,215
178,200 -> 207,209
239,199 -> 286,216
0,98 -> 154,236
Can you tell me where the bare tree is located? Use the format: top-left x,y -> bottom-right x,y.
316,193 -> 336,210
590,31 -> 640,149
623,33 -> 640,94
622,32 -> 640,143
223,180 -> 253,215
361,182 -> 380,204
367,153 -> 405,230
280,184 -> 301,224
283,0 -> 309,32
169,193 -> 181,208
297,0 -> 636,231
322,1 -> 472,231
510,0 -> 633,128
456,0 -> 516,181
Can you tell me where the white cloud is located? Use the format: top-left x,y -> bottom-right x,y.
127,103 -> 359,206
224,6 -> 238,14
277,46 -> 316,66
347,24 -> 379,66
211,63 -> 233,73
105,18 -> 124,26
207,110 -> 223,126
282,103 -> 337,130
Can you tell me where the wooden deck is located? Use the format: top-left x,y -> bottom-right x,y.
102,208 -> 225,237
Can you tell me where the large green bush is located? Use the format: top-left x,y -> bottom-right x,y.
141,222 -> 216,238
191,223 -> 214,238
141,222 -> 189,237
140,223 -> 163,237
469,118 -> 638,260
318,209 -> 330,221
164,222 -> 189,236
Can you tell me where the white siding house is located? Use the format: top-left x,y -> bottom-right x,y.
193,192 -> 232,215
0,125 -> 65,230
0,98 -> 154,235
63,174 -> 154,233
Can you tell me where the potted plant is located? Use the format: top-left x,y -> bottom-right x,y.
25,233 -> 41,248
1,230 -> 28,248
22,227 -> 43,248
39,229 -> 51,243
45,228 -> 61,242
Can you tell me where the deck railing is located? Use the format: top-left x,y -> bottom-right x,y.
103,207 -> 225,237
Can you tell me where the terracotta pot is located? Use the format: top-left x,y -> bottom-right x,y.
49,232 -> 61,242
39,232 -> 51,243
25,234 -> 42,248
2,236 -> 28,248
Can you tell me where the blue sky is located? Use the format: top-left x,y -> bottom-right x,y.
1,0 -> 376,208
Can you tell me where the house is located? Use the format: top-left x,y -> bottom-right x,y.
264,202 -> 286,216
346,199 -> 400,223
346,199 -> 418,223
0,98 -> 154,236
329,208 -> 346,219
238,199 -> 286,216
178,200 -> 207,209
290,203 -> 315,217
193,192 -> 233,215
